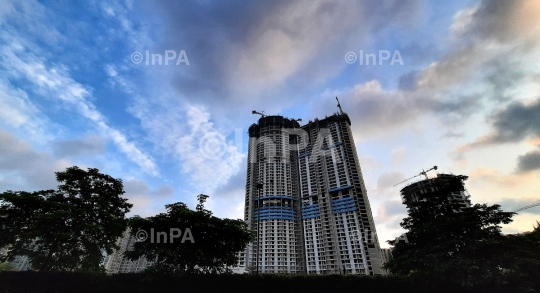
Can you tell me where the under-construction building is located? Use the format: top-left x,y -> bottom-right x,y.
399,173 -> 472,209
245,116 -> 305,274
244,112 -> 384,275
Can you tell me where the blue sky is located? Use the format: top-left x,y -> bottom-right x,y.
1,0 -> 539,247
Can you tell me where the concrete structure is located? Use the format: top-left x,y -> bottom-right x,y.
245,116 -> 305,274
105,229 -> 154,273
244,113 -> 384,275
379,248 -> 393,274
399,173 -> 472,209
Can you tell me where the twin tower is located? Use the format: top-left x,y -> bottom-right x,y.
244,113 -> 383,275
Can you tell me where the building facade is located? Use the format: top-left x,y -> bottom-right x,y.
105,229 -> 154,274
244,113 -> 384,275
245,116 -> 305,273
399,174 -> 472,209
379,248 -> 393,274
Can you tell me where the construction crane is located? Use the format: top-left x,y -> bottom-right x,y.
393,166 -> 438,187
252,110 -> 265,117
514,199 -> 540,213
336,97 -> 344,114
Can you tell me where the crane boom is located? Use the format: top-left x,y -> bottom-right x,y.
252,110 -> 265,117
514,199 -> 540,213
393,166 -> 438,187
336,97 -> 344,114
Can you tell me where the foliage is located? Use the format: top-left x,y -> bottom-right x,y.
196,194 -> 210,214
2,271 -> 537,293
494,222 -> 540,290
385,175 -> 516,286
245,266 -> 257,274
0,166 -> 132,272
126,196 -> 253,274
0,261 -> 15,271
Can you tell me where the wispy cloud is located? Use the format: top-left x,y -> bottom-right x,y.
128,96 -> 244,194
0,46 -> 159,176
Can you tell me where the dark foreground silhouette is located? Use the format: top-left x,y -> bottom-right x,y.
1,271 -> 539,293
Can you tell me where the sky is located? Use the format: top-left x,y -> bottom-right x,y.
0,0 -> 539,248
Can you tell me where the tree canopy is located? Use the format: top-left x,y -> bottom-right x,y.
385,175 -> 518,285
0,166 -> 132,272
126,195 -> 253,274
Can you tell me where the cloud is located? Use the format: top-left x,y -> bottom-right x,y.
370,171 -> 407,202
208,157 -> 247,219
358,153 -> 384,171
516,150 -> 540,173
377,171 -> 406,190
377,200 -> 408,221
468,167 -> 521,188
439,130 -> 465,140
374,200 -> 408,246
391,146 -> 406,165
53,135 -> 105,158
128,97 -> 244,194
310,80 -> 480,139
0,43 -> 159,176
309,0 -> 540,145
124,179 -> 174,217
0,79 -> 53,141
0,129 -> 70,191
463,0 -> 540,43
498,197 -> 540,215
142,0 -> 424,115
463,98 -> 540,148
124,179 -> 174,199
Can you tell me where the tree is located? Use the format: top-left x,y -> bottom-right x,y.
0,166 -> 132,272
385,175 -> 515,285
0,262 -> 15,271
495,222 -> 540,287
126,196 -> 253,274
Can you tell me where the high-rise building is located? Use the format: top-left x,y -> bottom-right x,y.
399,174 -> 472,209
244,113 -> 384,275
105,229 -> 154,274
379,248 -> 393,274
245,116 -> 304,274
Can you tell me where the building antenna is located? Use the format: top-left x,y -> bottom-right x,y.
336,97 -> 344,114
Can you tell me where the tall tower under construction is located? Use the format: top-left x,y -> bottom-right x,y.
245,116 -> 305,273
244,112 -> 383,275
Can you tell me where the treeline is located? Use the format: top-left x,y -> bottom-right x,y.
0,166 -> 252,273
1,271 -> 536,293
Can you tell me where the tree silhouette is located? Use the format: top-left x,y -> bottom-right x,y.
0,166 -> 132,272
385,175 -> 515,285
126,196 -> 253,274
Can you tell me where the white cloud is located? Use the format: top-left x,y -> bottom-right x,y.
391,146 -> 406,166
0,79 -> 53,141
124,178 -> 173,217
0,46 -> 159,176
105,64 -> 118,77
0,129 -> 70,191
128,96 -> 244,194
450,5 -> 479,36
